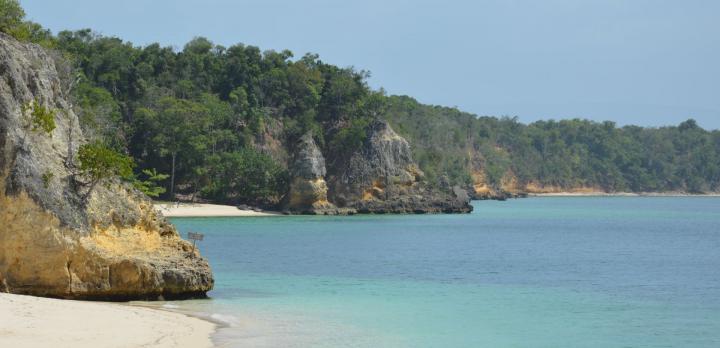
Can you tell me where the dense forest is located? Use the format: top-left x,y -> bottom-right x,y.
2,0 -> 719,206
385,98 -> 720,194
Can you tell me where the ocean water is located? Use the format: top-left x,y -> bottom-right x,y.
164,197 -> 720,347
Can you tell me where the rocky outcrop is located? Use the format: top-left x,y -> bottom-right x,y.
0,33 -> 213,300
469,169 -> 609,200
469,170 -> 527,200
251,116 -> 289,167
327,121 -> 472,213
286,133 -> 337,213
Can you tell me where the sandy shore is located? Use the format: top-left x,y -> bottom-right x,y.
0,293 -> 215,348
530,192 -> 720,197
529,191 -> 638,197
156,202 -> 283,217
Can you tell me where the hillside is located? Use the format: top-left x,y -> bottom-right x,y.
2,0 -> 718,210
384,96 -> 720,197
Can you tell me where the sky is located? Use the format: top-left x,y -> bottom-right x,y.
21,0 -> 720,129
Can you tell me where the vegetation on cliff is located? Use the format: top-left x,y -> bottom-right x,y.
50,29 -> 386,206
3,0 -> 718,204
385,97 -> 720,194
0,0 -> 53,47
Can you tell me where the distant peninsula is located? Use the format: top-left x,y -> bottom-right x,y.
2,2 -> 718,215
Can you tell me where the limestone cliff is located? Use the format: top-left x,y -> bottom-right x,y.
327,121 -> 472,214
286,133 -> 336,213
468,168 -> 604,200
0,33 -> 213,300
469,170 -> 527,200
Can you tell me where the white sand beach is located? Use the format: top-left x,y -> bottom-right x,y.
529,191 -> 639,197
0,293 -> 215,348
530,192 -> 720,197
156,202 -> 283,217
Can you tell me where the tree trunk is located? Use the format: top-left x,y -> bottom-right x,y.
65,117 -> 74,168
170,152 -> 176,199
84,179 -> 99,202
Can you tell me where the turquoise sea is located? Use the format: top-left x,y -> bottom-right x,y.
162,197 -> 720,347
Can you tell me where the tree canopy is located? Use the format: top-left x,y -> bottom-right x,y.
5,1 -> 719,205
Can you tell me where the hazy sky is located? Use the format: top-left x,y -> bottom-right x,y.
22,0 -> 720,129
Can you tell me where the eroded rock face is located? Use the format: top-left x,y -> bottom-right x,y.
0,33 -> 213,300
286,133 -> 336,213
328,121 -> 472,214
468,169 -> 527,201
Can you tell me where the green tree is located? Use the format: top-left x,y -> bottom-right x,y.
203,149 -> 288,205
74,82 -> 124,147
138,97 -> 211,198
132,169 -> 169,198
77,141 -> 134,198
0,0 -> 24,34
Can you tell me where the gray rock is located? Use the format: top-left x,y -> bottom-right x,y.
327,120 -> 472,213
291,132 -> 327,179
286,132 -> 336,213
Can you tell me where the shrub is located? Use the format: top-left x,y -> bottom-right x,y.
22,99 -> 57,134
77,141 -> 134,197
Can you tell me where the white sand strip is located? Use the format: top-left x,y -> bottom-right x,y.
529,192 -> 639,197
156,203 -> 283,217
0,293 -> 215,348
529,192 -> 720,197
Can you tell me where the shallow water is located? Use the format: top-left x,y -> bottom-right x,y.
169,197 -> 720,347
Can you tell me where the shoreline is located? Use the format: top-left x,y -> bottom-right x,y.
153,194 -> 720,219
130,301 -> 236,348
528,191 -> 720,197
156,202 -> 283,217
0,293 -> 215,348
